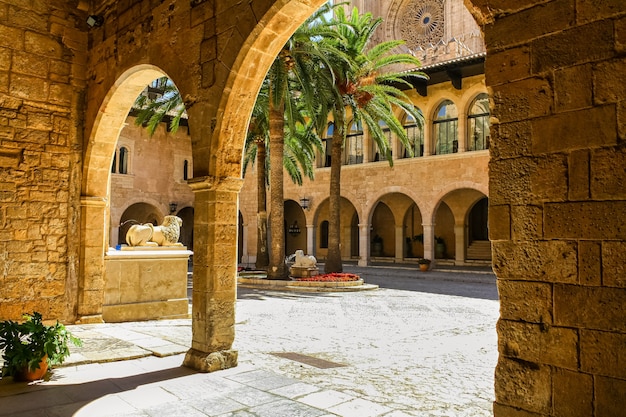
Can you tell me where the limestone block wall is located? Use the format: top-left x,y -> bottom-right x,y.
0,2 -> 88,321
475,1 -> 626,415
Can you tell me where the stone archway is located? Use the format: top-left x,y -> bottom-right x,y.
79,65 -> 167,324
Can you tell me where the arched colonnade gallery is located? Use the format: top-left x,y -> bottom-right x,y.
238,189 -> 489,266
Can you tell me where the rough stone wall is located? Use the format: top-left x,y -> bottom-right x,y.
475,1 -> 626,415
0,1 -> 88,321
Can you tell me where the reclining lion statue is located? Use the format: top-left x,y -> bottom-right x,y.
126,215 -> 183,247
293,249 -> 317,268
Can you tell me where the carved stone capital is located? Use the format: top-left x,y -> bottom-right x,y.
188,176 -> 244,194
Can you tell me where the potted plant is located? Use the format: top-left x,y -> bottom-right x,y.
0,312 -> 82,381
417,258 -> 431,272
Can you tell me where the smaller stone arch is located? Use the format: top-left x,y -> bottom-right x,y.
432,187 -> 489,264
313,196 -> 359,262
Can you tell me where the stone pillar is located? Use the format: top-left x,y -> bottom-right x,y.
77,196 -> 108,324
422,223 -> 434,261
457,111 -> 467,153
183,176 -> 241,373
423,115 -> 433,156
306,223 -> 315,255
358,223 -> 370,266
454,224 -> 465,265
395,224 -> 404,262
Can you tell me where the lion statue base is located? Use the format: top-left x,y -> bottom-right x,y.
289,250 -> 319,278
126,215 -> 184,247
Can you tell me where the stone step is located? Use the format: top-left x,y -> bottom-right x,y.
467,240 -> 492,260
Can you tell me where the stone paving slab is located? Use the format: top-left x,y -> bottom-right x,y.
0,268 -> 498,416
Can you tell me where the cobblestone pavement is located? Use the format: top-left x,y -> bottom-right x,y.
0,266 -> 499,417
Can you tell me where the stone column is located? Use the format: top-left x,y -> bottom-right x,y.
306,223 -> 315,256
422,223 -> 435,261
358,223 -> 370,266
454,224 -> 465,265
183,176 -> 242,373
423,115 -> 433,156
457,111 -> 467,153
76,196 -> 107,324
395,224 -> 404,262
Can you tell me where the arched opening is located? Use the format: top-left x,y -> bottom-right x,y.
370,202 -> 394,258
315,197 -> 358,260
177,206 -> 194,251
434,201 -> 454,260
403,203 -> 424,259
284,199 -> 307,256
80,65 -> 168,322
467,93 -> 490,151
433,100 -> 458,155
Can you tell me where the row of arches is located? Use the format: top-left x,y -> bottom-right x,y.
239,188 -> 489,266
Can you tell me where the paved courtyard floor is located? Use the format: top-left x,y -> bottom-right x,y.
0,266 -> 499,416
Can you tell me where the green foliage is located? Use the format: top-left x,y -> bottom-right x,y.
133,77 -> 187,137
0,312 -> 82,377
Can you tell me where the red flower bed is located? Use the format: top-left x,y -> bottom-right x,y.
295,272 -> 360,282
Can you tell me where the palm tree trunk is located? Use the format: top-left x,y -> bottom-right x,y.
255,139 -> 269,269
325,112 -> 345,273
268,103 -> 288,279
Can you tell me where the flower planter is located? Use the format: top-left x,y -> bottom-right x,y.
419,263 -> 429,272
15,355 -> 48,382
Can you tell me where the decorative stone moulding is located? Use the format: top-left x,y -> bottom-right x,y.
387,0 -> 445,52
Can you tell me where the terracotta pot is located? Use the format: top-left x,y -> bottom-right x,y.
15,355 -> 48,382
419,263 -> 429,272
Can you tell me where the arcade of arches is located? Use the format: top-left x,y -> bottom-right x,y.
1,1 -> 625,416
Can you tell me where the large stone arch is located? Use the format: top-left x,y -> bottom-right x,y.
79,65 -> 169,323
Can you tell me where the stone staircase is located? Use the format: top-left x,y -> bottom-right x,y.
467,240 -> 492,260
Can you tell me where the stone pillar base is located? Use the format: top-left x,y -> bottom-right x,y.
183,348 -> 238,373
75,314 -> 104,324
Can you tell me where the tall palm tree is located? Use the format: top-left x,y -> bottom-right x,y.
264,2 -> 345,279
243,83 -> 321,271
318,7 -> 427,273
243,87 -> 271,269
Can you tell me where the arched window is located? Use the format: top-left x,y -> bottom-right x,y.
344,120 -> 363,165
320,220 -> 329,249
321,123 -> 333,168
183,160 -> 189,180
372,120 -> 392,162
111,151 -> 117,173
433,100 -> 458,155
467,93 -> 490,151
402,112 -> 424,158
119,147 -> 129,174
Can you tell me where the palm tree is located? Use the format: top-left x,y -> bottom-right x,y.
318,7 -> 427,273
243,83 -> 321,271
243,87 -> 271,269
264,2 -> 345,279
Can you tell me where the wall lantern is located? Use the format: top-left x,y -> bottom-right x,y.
288,221 -> 301,236
169,202 -> 178,214
86,15 -> 104,28
299,197 -> 310,210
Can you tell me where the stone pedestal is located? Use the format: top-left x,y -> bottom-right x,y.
290,266 -> 320,278
103,246 -> 193,322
